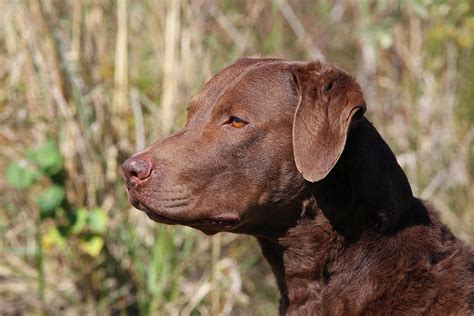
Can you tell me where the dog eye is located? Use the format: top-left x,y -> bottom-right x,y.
223,116 -> 248,128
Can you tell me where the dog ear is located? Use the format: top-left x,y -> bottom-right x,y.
291,62 -> 366,182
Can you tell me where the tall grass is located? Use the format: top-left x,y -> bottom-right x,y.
1,1 -> 473,315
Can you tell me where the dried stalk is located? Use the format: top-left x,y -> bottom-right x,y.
113,0 -> 128,116
159,0 -> 181,136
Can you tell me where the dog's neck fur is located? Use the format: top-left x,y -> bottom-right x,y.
257,118 -> 427,314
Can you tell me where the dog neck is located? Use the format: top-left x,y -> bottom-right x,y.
257,206 -> 341,314
257,118 -> 426,313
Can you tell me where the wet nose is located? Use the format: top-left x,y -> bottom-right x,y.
122,156 -> 153,185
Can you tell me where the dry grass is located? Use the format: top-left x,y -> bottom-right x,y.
0,1 -> 473,315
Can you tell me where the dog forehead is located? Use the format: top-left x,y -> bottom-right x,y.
190,59 -> 291,113
189,62 -> 250,106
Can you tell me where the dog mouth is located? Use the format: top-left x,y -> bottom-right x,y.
131,198 -> 241,230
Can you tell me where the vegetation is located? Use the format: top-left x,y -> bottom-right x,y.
1,1 -> 473,315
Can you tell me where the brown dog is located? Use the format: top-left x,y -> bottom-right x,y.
123,58 -> 474,315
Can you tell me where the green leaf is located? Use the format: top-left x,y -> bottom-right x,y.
42,227 -> 66,249
79,235 -> 104,257
5,161 -> 40,189
88,208 -> 107,235
27,141 -> 64,176
70,208 -> 88,235
36,185 -> 65,217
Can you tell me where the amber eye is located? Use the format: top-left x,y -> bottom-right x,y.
224,116 -> 248,128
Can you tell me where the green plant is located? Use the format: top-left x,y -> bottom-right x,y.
5,141 -> 110,313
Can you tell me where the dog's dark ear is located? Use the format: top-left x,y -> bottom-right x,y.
291,62 -> 366,182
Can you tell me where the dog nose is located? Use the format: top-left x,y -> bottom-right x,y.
122,156 -> 153,185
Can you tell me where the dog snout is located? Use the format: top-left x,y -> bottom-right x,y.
122,155 -> 153,186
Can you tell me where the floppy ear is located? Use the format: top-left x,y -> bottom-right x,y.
291,62 -> 366,182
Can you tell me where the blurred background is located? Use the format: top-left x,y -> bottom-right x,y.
1,0 -> 473,315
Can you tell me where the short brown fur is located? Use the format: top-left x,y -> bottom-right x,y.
123,58 -> 474,315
